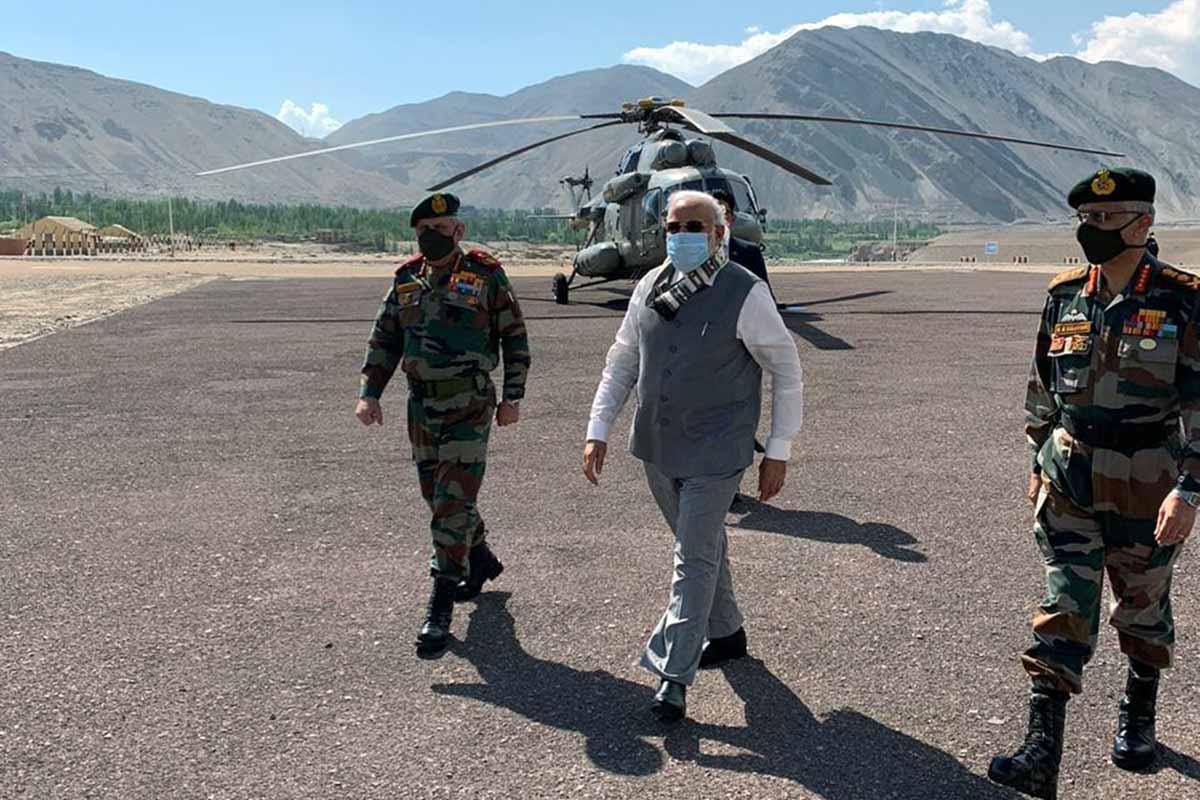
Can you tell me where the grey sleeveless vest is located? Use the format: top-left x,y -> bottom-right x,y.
630,262 -> 762,478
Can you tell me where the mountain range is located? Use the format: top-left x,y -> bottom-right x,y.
3,26 -> 1200,222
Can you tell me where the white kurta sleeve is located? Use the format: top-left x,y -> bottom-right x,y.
736,281 -> 804,460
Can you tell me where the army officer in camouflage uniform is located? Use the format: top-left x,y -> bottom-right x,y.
990,168 -> 1199,799
354,192 -> 531,656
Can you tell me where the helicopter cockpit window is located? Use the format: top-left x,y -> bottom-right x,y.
642,189 -> 662,229
704,177 -> 734,206
659,181 -> 706,222
662,180 -> 704,207
730,181 -> 756,214
619,147 -> 642,174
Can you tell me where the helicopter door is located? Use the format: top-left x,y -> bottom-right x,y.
639,188 -> 662,256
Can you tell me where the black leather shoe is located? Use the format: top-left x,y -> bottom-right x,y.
699,627 -> 748,669
652,680 -> 686,722
454,543 -> 504,602
1112,661 -> 1160,771
416,578 -> 457,655
988,688 -> 1068,800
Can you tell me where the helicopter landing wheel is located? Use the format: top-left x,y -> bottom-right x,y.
553,272 -> 570,305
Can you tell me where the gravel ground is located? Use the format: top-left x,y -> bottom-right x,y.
1,271 -> 1198,799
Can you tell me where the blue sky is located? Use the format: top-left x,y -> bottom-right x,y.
2,1 -> 1193,136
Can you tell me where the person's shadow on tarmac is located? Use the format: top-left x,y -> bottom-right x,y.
432,593 -> 1017,798
730,498 -> 927,564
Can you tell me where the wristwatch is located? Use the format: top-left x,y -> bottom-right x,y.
1173,489 -> 1200,509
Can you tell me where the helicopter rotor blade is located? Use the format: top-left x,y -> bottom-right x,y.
711,112 -> 1126,158
195,114 -> 622,177
659,106 -> 833,186
426,120 -> 625,191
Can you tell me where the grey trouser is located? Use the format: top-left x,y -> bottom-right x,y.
640,462 -> 746,686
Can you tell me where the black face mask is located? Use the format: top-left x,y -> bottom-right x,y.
418,228 -> 456,262
1076,215 -> 1143,265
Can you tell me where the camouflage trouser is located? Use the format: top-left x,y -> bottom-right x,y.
1023,427 -> 1183,694
406,378 -> 495,581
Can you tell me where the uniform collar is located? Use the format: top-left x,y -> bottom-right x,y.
420,250 -> 462,280
1084,255 -> 1154,303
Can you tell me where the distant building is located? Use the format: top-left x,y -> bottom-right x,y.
98,223 -> 142,241
316,228 -> 345,244
17,216 -> 100,254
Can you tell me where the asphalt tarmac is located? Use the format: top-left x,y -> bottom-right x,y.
2,271 -> 1198,799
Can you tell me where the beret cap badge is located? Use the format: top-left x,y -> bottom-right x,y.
1092,169 -> 1117,197
431,194 -> 448,215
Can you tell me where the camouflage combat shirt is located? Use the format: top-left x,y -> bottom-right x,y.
360,249 -> 530,401
1025,255 -> 1200,490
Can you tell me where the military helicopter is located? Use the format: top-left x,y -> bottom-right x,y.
198,96 -> 1123,304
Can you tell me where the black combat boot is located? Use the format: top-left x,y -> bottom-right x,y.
454,543 -> 504,602
988,688 -> 1069,800
1112,660 -> 1160,771
416,577 -> 457,655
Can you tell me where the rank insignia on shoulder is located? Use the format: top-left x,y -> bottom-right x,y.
1160,265 -> 1200,291
1048,267 -> 1089,290
466,249 -> 501,270
395,254 -> 423,275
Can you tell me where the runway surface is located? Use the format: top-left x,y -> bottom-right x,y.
2,271 -> 1198,799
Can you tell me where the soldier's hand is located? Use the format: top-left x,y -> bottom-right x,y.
1154,494 -> 1197,545
583,440 -> 607,485
355,398 -> 383,426
758,458 -> 786,502
1027,472 -> 1042,506
496,401 -> 520,427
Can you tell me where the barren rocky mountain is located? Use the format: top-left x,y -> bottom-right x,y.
688,26 -> 1200,222
324,64 -> 693,209
327,28 -> 1200,222
5,26 -> 1200,221
0,52 -> 406,206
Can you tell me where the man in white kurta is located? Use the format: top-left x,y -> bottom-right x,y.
582,191 -> 804,721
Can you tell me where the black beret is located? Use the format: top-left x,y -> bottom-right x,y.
409,192 -> 460,227
1068,167 -> 1155,209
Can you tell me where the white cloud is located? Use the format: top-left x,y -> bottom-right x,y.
1074,0 -> 1200,85
624,0 -> 1048,85
275,100 -> 343,138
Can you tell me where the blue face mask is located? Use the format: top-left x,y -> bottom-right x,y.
666,231 -> 711,273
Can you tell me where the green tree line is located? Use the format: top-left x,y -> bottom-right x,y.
0,187 -> 939,259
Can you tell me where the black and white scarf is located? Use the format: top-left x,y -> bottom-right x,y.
645,250 -> 728,319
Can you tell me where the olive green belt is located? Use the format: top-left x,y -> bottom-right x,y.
407,373 -> 486,400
